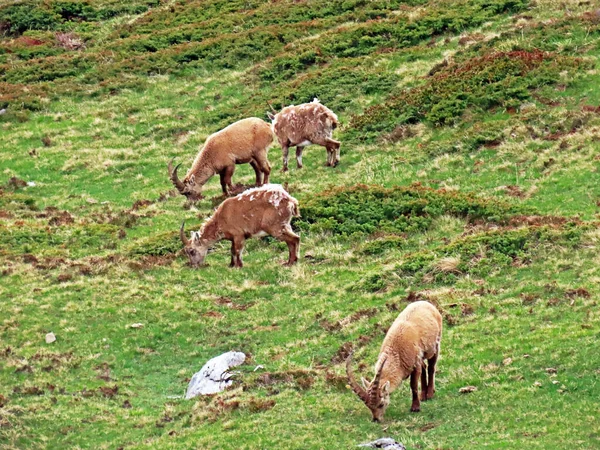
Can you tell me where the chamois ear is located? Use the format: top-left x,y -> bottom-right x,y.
361,377 -> 370,390
381,381 -> 390,395
191,232 -> 201,244
189,174 -> 196,185
267,111 -> 275,121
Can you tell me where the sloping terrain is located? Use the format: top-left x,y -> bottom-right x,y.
0,0 -> 599,448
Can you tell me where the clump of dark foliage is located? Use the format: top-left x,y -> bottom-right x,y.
349,50 -> 589,138
295,183 -> 528,236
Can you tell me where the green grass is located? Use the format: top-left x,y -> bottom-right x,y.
1,0 -> 600,449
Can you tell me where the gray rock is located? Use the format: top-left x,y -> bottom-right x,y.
185,351 -> 245,399
358,437 -> 406,449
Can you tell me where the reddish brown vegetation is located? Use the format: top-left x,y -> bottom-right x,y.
214,297 -> 254,311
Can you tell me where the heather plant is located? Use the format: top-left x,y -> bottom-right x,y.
349,51 -> 590,137
297,184 -> 529,236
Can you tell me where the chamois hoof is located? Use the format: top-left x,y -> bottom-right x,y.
410,405 -> 421,413
282,167 -> 289,173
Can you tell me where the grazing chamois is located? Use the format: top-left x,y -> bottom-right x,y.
346,301 -> 442,422
179,184 -> 300,268
168,117 -> 273,201
269,99 -> 340,171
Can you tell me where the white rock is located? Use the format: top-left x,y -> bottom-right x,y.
358,437 -> 406,449
129,323 -> 144,329
185,351 -> 245,399
45,332 -> 56,344
27,181 -> 36,187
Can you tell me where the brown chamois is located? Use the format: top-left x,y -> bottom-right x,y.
168,117 -> 274,201
346,301 -> 442,422
179,184 -> 300,268
269,98 -> 340,171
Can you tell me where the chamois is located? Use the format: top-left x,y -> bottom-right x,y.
269,99 -> 340,171
179,184 -> 300,268
168,117 -> 273,201
346,301 -> 442,422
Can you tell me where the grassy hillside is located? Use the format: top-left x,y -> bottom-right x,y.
1,0 -> 599,448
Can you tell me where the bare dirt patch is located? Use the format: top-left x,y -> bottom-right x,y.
214,297 -> 255,311
255,369 -> 316,390
5,177 -> 27,189
565,288 -> 591,299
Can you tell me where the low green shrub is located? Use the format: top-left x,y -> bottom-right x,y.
0,223 -> 121,256
295,184 -> 528,237
349,50 -> 589,137
128,231 -> 181,257
359,236 -> 405,255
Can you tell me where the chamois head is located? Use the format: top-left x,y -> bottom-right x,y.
179,222 -> 209,268
346,353 -> 391,422
168,159 -> 203,202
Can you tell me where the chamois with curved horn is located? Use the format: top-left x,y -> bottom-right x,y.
168,117 -> 274,201
179,184 -> 300,268
346,301 -> 442,422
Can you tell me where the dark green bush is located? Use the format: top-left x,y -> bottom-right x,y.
360,236 -> 406,255
0,2 -> 60,35
128,231 -> 181,256
295,184 -> 528,237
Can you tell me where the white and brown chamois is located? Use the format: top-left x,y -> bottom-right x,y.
269,98 -> 340,171
179,184 -> 300,268
346,301 -> 442,422
168,117 -> 274,201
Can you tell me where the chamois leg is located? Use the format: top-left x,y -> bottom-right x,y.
273,226 -> 300,266
410,366 -> 421,412
219,170 -> 228,195
222,165 -> 235,196
230,237 -> 245,268
420,361 -> 428,401
296,146 -> 305,169
325,138 -> 341,167
282,144 -> 290,172
254,153 -> 271,185
250,160 -> 263,186
324,146 -> 333,167
426,353 -> 438,400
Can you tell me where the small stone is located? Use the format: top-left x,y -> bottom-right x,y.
45,332 -> 56,344
533,381 -> 542,387
358,437 -> 406,449
545,367 -> 557,374
129,323 -> 144,329
503,357 -> 513,366
459,385 -> 477,394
